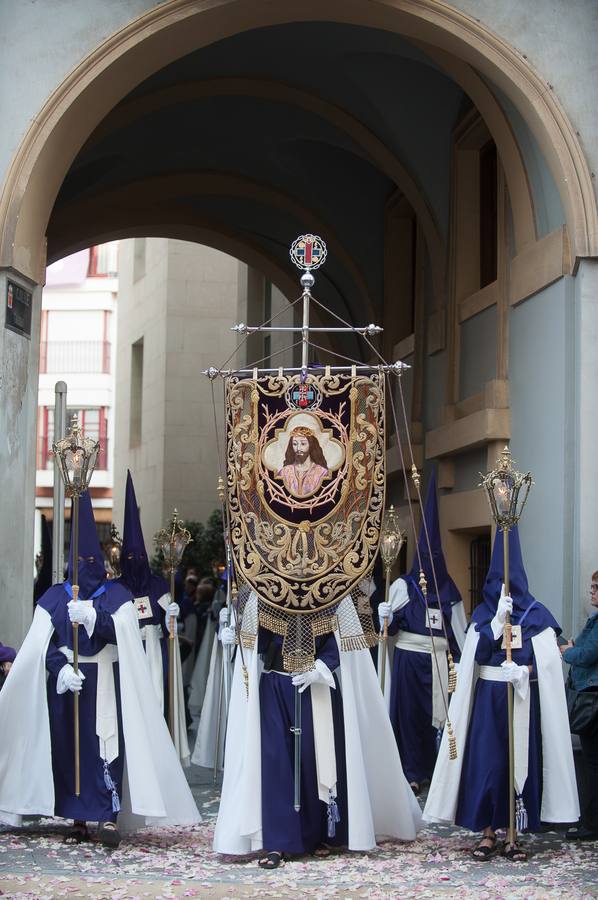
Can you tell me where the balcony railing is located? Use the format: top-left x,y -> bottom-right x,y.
37,435 -> 109,471
40,341 -> 111,374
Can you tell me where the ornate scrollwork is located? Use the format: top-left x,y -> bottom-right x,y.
226,370 -> 385,616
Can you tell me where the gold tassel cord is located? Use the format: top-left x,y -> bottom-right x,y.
242,664 -> 249,698
447,653 -> 457,694
447,719 -> 458,761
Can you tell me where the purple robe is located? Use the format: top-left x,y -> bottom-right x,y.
258,629 -> 348,854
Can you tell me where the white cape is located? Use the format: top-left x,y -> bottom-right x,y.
188,617 -> 217,722
423,625 -> 579,825
0,603 -> 200,829
191,634 -> 226,769
213,593 -> 422,854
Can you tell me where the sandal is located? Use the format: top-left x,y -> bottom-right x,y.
65,821 -> 90,844
471,834 -> 498,860
312,844 -> 332,858
258,851 -> 285,869
410,782 -> 421,796
501,840 -> 528,862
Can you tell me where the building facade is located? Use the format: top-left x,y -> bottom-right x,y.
34,243 -> 118,567
112,237 -> 294,542
0,1 -> 597,647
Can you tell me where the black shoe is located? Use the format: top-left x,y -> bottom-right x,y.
98,822 -> 121,848
565,825 -> 598,841
65,821 -> 90,844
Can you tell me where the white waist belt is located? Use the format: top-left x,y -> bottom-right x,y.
396,630 -> 448,729
478,665 -> 530,795
139,623 -> 163,641
60,645 -> 118,665
396,631 -> 448,654
59,644 -> 119,763
479,665 -> 511,682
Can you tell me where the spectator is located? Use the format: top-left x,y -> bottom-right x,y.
561,569 -> 598,841
0,643 -> 16,691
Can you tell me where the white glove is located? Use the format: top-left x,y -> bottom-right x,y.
291,659 -> 335,693
500,660 -> 529,699
219,625 -> 236,646
166,601 -> 180,620
67,600 -> 97,637
490,585 -> 513,640
378,601 -> 392,624
219,606 -> 229,626
57,663 -> 85,695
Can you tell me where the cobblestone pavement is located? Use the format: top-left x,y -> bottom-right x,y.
1,765 -> 596,899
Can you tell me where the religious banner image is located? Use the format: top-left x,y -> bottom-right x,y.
225,369 -> 385,643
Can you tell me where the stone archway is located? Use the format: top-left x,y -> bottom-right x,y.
1,0 -> 597,647
0,0 -> 596,288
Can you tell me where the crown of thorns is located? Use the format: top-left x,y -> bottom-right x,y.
290,426 -> 315,438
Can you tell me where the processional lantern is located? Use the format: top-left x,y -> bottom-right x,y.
480,445 -> 533,848
155,510 -> 192,572
481,446 -> 532,542
379,505 -> 405,693
53,414 -> 100,499
154,509 -> 192,738
52,413 -> 100,797
380,505 -> 404,571
105,523 -> 122,578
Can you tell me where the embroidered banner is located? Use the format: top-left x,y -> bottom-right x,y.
226,369 -> 385,618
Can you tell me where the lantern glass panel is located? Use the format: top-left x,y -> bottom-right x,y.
66,447 -> 85,489
514,479 -> 530,519
174,533 -> 187,560
493,475 -> 514,517
381,532 -> 401,564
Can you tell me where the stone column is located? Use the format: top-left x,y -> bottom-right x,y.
0,270 -> 42,647
572,259 -> 598,636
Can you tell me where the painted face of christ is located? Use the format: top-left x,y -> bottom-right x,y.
278,428 -> 329,497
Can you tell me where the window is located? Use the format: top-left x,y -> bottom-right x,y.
130,338 -> 144,447
87,242 -> 118,277
469,532 -> 491,612
133,238 -> 146,282
479,141 -> 498,288
40,309 -> 111,374
384,193 -> 417,347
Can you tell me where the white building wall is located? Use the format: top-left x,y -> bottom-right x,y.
113,239 -> 240,547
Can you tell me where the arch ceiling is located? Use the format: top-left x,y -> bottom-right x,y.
2,2 -> 591,354
48,22 -> 467,349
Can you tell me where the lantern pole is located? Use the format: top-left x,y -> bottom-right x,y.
169,553 -> 176,739
154,510 -> 192,741
71,492 -> 80,796
52,381 -> 67,585
481,447 -> 532,850
52,414 -> 100,798
379,506 -> 405,695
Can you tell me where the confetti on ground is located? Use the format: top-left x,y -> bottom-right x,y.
0,768 -> 596,899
